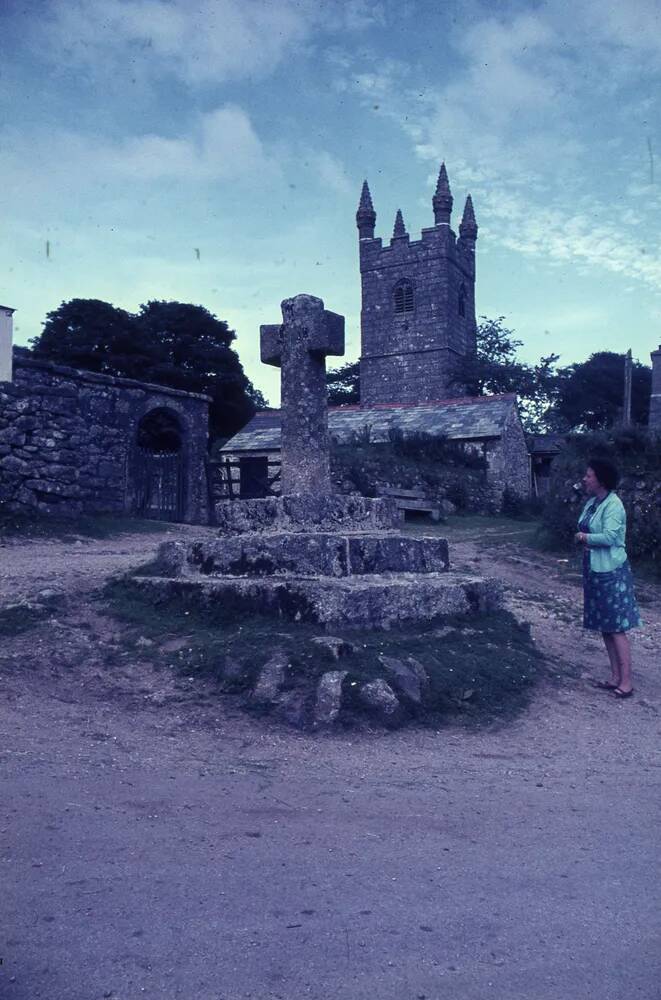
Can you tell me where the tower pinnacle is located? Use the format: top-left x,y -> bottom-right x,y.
356,180 -> 376,239
459,194 -> 478,242
392,209 -> 407,239
433,162 -> 453,226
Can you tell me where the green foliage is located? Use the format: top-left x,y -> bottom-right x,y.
387,428 -> 487,470
452,316 -> 560,432
326,360 -> 360,405
549,352 -> 651,430
331,432 -> 487,503
29,298 -> 136,373
30,297 -> 264,440
540,428 -> 661,575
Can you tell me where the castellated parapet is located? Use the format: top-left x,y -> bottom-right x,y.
357,165 -> 478,405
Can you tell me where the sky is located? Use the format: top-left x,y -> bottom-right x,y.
1,0 -> 660,406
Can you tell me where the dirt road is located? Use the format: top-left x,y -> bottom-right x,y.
1,525 -> 659,1000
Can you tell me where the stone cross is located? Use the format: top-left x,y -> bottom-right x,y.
261,294 -> 344,496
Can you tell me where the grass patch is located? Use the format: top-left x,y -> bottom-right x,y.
0,510 -> 170,542
103,579 -> 545,728
0,593 -> 67,637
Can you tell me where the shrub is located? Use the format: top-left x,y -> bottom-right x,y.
445,480 -> 469,510
501,486 -> 527,518
387,428 -> 487,470
540,428 -> 661,574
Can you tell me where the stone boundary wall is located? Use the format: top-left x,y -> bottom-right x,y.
0,357 -> 210,522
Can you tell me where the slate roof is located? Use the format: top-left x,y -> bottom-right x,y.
527,434 -> 565,456
221,395 -> 518,453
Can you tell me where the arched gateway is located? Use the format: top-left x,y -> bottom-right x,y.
134,407 -> 186,521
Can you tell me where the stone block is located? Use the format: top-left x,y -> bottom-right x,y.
314,670 -> 348,726
358,679 -> 401,725
259,324 -> 283,367
152,540 -> 188,576
251,650 -> 288,703
127,572 -> 501,628
0,427 -> 26,446
178,532 -> 449,578
378,654 -> 429,704
23,478 -> 82,497
214,494 -> 400,535
0,454 -> 30,474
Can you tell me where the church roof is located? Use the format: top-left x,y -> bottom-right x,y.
221,395 -> 519,453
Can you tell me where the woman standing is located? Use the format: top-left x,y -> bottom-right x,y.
575,458 -> 640,698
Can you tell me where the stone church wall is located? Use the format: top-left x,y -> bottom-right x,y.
484,406 -> 531,499
356,168 -> 477,407
359,226 -> 475,405
0,358 -> 209,522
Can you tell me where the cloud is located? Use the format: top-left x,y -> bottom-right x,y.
110,106 -> 267,180
486,196 -> 661,292
37,0 -> 311,84
582,0 -> 661,58
0,105 -> 271,207
31,0 -> 385,86
307,151 -> 352,194
335,0 -> 661,295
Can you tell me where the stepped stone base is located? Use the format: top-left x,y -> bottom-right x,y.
133,492 -> 502,628
127,572 -> 501,628
154,532 -> 450,579
214,493 -> 400,535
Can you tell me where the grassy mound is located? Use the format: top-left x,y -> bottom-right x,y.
104,579 -> 545,729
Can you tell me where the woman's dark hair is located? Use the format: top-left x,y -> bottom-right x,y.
588,457 -> 619,490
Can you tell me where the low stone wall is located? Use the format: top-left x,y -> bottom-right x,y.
0,358 -> 210,522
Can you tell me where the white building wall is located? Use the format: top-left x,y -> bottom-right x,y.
0,306 -> 15,383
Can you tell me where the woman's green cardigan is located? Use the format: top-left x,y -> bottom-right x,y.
577,492 -> 628,573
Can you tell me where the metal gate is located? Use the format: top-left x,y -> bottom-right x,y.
135,448 -> 184,521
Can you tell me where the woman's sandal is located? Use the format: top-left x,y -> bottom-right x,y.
612,687 -> 634,699
594,680 -> 619,690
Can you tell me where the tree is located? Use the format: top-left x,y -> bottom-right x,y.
452,316 -> 560,431
549,352 -> 651,431
31,298 -> 265,440
326,360 -> 360,405
30,298 -> 137,374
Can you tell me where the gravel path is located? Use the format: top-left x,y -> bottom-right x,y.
0,524 -> 214,602
1,525 -> 659,1000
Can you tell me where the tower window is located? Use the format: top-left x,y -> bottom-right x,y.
394,280 -> 414,314
458,283 -> 466,318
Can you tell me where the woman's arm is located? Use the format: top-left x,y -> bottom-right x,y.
585,499 -> 625,548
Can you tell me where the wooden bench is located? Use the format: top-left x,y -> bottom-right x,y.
379,487 -> 442,523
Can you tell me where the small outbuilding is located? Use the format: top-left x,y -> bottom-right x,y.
527,434 -> 565,497
218,394 -> 531,504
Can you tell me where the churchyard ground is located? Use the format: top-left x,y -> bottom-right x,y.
1,517 -> 660,1000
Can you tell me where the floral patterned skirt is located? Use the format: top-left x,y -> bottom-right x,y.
582,558 -> 641,633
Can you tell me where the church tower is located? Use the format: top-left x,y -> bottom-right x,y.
356,165 -> 478,405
